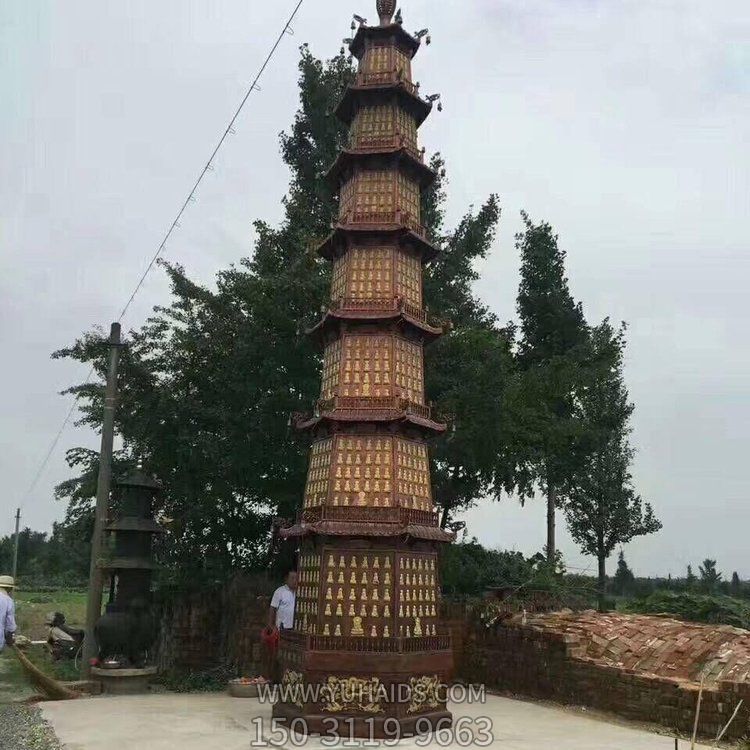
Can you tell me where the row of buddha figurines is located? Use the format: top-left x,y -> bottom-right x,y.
308,473 -> 430,491
308,460 -> 428,476
298,568 -> 436,587
293,615 -> 437,639
296,601 -> 438,620
312,437 -> 428,455
298,554 -> 437,571
300,587 -> 437,605
310,460 -> 429,478
305,483 -> 429,500
303,494 -> 432,511
323,383 -> 423,401
322,364 -> 422,382
311,466 -> 430,495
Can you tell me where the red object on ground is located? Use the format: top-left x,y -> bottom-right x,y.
260,626 -> 279,654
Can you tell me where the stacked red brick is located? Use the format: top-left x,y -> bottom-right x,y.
462,611 -> 750,740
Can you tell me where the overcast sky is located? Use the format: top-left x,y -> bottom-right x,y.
1,0 -> 748,578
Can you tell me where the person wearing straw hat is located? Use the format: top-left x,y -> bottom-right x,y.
0,575 -> 17,652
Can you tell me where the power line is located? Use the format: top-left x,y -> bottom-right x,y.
118,0 -> 304,321
17,0 -> 305,512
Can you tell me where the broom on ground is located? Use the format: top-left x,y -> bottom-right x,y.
11,645 -> 78,701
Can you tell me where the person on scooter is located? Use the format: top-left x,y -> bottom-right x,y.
45,611 -> 84,659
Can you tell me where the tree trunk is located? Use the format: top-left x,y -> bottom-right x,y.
597,554 -> 607,612
546,486 -> 556,564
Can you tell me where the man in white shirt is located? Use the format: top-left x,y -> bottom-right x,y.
0,575 -> 17,652
269,571 -> 298,631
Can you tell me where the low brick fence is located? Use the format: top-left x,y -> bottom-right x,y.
460,618 -> 750,740
155,581 -> 750,740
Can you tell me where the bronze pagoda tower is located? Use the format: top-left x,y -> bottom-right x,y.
275,0 -> 454,736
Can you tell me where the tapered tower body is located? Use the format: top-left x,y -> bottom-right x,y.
274,2 -> 454,737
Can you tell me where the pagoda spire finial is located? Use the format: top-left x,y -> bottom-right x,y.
376,0 -> 396,25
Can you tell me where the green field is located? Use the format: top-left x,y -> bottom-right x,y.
13,589 -> 87,641
0,589 -> 88,701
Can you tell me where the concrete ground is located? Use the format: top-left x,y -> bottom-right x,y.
40,692 -> 713,750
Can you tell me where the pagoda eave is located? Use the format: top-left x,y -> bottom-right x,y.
349,23 -> 421,60
104,518 -> 166,534
325,147 -> 435,189
316,225 -> 439,263
335,83 -> 431,127
279,520 -> 454,542
308,305 -> 446,342
295,409 -> 446,435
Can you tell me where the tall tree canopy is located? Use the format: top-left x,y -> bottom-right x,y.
563,320 -> 661,609
515,212 -> 589,562
699,559 -> 722,593
55,48 -> 519,581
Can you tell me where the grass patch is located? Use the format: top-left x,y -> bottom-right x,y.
23,646 -> 81,683
153,664 -> 235,693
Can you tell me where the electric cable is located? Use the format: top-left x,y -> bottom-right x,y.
16,0 -> 305,512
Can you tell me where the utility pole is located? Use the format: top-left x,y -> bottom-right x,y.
82,322 -> 122,676
11,508 -> 20,579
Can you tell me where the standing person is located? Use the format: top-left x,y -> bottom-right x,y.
0,575 -> 17,652
268,570 -> 298,631
263,571 -> 297,682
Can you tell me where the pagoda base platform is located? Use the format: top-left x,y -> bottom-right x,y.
91,666 -> 158,695
272,632 -> 453,738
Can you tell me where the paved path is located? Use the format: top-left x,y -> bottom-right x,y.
41,692 -> 710,750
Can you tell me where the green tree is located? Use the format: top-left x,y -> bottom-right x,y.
426,324 -> 519,528
55,48 -> 520,580
441,539 -> 532,598
0,528 -> 48,578
563,321 -> 661,610
731,571 -> 742,597
686,564 -> 697,590
699,559 -> 722,593
613,549 -> 635,596
515,212 -> 588,562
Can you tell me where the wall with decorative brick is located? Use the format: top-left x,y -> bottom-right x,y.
460,613 -> 750,741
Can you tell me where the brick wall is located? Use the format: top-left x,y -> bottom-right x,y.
460,620 -> 750,740
156,583 -> 750,740
156,575 -> 270,676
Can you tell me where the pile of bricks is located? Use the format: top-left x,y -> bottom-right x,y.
527,610 -> 750,684
461,610 -> 750,740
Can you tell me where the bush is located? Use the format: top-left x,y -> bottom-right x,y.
625,591 -> 750,630
441,540 -> 534,598
154,665 -> 235,693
